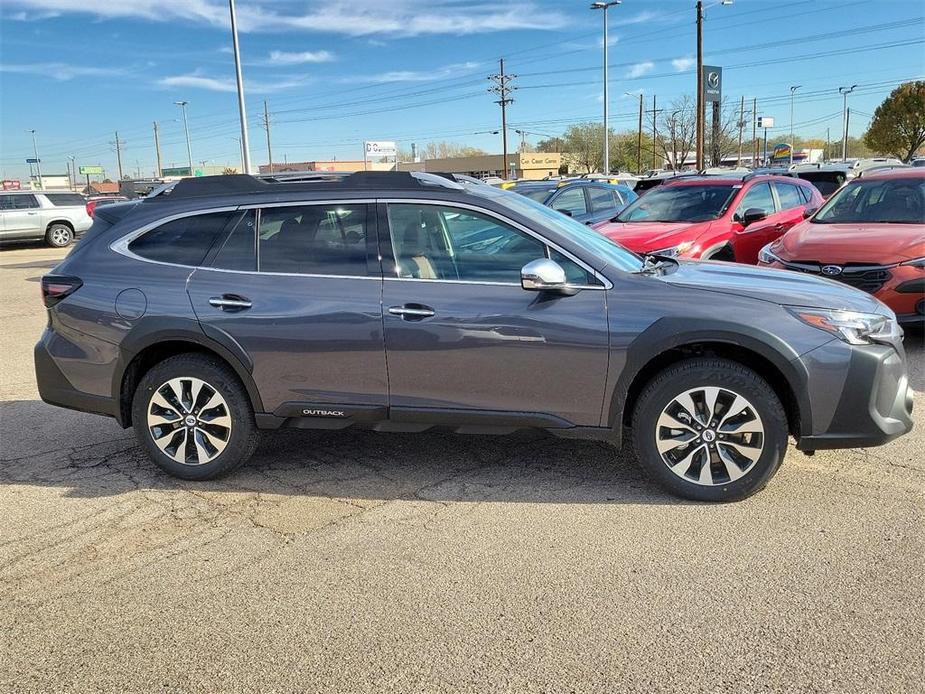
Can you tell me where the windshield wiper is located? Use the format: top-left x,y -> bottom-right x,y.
632,253 -> 679,275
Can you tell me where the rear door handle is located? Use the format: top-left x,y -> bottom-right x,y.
209,294 -> 252,311
388,304 -> 435,320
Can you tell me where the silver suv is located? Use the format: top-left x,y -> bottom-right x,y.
0,191 -> 92,247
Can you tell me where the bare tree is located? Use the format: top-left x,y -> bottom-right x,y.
421,141 -> 487,159
706,97 -> 743,166
657,96 -> 697,170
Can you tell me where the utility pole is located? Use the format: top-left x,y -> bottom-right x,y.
736,96 -> 745,166
591,2 -> 620,174
262,100 -> 273,174
111,131 -> 125,180
488,58 -> 516,179
28,129 -> 43,189
637,93 -> 644,174
175,100 -> 193,175
695,0 -> 704,169
67,155 -> 76,191
647,95 -> 663,170
825,127 -> 830,162
228,0 -> 252,174
153,122 -> 163,178
752,97 -> 758,165
839,85 -> 857,162
789,85 -> 801,166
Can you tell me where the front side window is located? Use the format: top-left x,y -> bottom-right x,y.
0,194 -> 39,210
550,187 -> 588,217
44,193 -> 85,207
258,203 -> 370,275
129,211 -> 237,266
774,183 -> 804,211
734,182 -> 775,219
387,204 -> 595,285
617,185 -> 737,223
813,178 -> 925,224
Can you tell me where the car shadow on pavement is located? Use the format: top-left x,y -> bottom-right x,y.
0,399 -> 683,506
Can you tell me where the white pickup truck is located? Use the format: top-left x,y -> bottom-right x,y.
0,191 -> 93,247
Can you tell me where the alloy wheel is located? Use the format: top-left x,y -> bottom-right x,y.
146,377 -> 232,465
51,228 -> 71,246
654,386 -> 764,486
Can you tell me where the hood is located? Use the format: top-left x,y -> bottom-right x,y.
660,259 -> 885,314
593,220 -> 713,253
775,220 -> 925,262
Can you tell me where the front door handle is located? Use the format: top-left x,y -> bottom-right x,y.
209,294 -> 252,311
388,304 -> 435,320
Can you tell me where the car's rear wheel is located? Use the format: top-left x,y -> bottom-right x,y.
131,353 -> 259,480
45,224 -> 74,248
632,358 -> 788,502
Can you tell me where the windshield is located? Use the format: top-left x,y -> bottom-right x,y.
797,172 -> 847,198
616,184 -> 737,222
813,177 -> 925,224
467,185 -> 643,272
515,187 -> 554,203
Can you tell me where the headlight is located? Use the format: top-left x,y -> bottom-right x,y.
900,257 -> 925,268
787,307 -> 900,345
758,243 -> 781,264
650,241 -> 695,258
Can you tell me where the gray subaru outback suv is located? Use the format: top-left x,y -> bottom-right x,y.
34,172 -> 913,501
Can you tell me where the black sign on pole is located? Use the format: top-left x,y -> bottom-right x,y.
703,65 -> 722,103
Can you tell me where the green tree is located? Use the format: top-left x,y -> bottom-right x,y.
863,81 -> 925,161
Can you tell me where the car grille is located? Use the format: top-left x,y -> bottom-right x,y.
780,261 -> 893,294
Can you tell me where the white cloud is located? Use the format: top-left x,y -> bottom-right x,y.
349,61 -> 482,84
0,62 -> 124,80
627,61 -> 654,79
672,57 -> 695,72
267,50 -> 335,65
613,11 -> 661,27
2,0 -> 569,36
157,71 -> 311,93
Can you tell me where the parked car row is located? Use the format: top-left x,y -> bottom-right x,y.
0,191 -> 128,247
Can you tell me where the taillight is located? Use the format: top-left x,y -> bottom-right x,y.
86,201 -> 97,217
41,275 -> 83,308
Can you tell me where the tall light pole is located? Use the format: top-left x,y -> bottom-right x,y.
592,1 -> 620,174
228,0 -> 252,174
28,129 -> 43,189
789,85 -> 801,166
175,101 -> 193,175
839,85 -> 857,162
67,155 -> 76,191
695,0 -> 733,170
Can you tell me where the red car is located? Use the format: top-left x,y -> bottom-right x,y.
593,174 -> 823,264
758,168 -> 925,325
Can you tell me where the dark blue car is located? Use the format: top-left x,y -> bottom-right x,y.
512,180 -> 637,225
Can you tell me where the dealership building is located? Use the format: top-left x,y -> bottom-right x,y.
399,152 -> 566,180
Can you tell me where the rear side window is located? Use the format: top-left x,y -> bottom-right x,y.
258,204 -> 370,276
774,183 -> 804,211
587,186 -> 616,212
0,194 -> 39,210
44,193 -> 86,207
129,211 -> 237,266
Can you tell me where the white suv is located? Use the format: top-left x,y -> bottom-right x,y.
0,191 -> 93,248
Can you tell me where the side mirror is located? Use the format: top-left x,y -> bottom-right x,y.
521,258 -> 569,293
802,206 -> 819,219
742,208 -> 767,226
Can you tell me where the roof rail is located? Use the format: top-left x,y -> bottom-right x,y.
149,170 -> 464,202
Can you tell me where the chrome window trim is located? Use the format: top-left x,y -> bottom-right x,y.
380,198 -> 612,290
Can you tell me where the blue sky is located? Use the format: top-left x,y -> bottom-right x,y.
1,0 -> 923,180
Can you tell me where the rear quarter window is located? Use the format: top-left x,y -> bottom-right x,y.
44,193 -> 86,207
128,211 -> 238,266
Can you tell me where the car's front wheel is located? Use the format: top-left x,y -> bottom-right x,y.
632,358 -> 788,502
45,223 -> 74,248
131,353 -> 259,480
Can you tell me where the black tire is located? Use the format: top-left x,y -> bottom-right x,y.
45,223 -> 74,248
131,353 -> 259,480
631,358 -> 788,502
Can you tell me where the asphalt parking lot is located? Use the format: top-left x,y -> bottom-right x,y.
1,243 -> 923,692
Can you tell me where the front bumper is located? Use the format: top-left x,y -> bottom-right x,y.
797,341 -> 914,451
